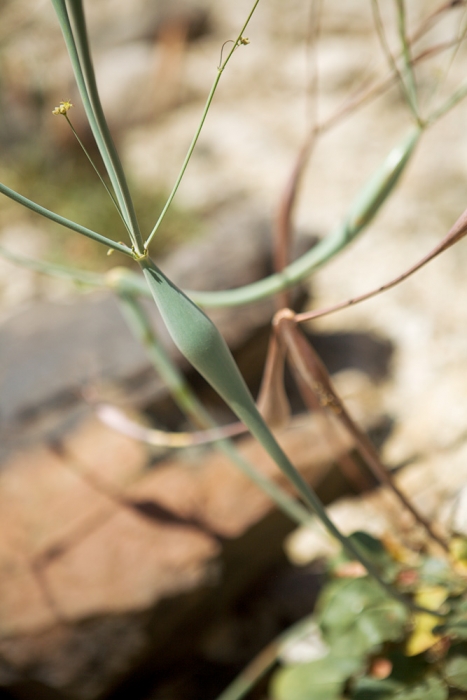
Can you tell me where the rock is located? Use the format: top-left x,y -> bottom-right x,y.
0,411 -> 355,699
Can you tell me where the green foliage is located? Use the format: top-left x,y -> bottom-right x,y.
270,533 -> 467,700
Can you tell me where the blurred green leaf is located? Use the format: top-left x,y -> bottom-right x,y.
271,654 -> 360,700
318,578 -> 387,633
390,676 -> 447,699
435,598 -> 467,639
351,676 -> 401,700
444,654 -> 467,690
352,675 -> 447,700
347,532 -> 398,578
418,557 -> 464,594
318,578 -> 407,644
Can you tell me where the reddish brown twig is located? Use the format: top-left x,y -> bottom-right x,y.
274,309 -> 448,550
296,205 -> 467,324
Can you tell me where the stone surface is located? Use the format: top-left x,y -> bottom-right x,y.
0,411 -> 355,698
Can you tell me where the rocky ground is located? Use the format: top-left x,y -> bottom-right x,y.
1,1 -> 467,698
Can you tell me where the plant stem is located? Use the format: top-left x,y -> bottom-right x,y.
144,0 -> 261,249
64,115 -> 132,236
52,0 -> 144,254
0,181 -> 132,255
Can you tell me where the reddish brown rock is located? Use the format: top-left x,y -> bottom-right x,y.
0,411 -> 354,698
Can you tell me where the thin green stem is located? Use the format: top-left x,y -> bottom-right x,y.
371,0 -> 420,123
426,81 -> 467,125
0,244 -> 105,285
51,3 -> 123,213
144,0 -> 261,249
0,181 -> 132,255
64,115 -> 132,236
115,126 -> 421,306
395,0 -> 419,118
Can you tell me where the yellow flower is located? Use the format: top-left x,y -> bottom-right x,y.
52,100 -> 73,116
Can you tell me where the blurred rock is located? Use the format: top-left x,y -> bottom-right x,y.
0,411 -> 355,699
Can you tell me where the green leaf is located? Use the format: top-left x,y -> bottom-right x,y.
318,578 -> 391,635
356,599 -> 408,644
391,676 -> 448,700
351,676 -> 401,700
347,532 -> 398,578
444,654 -> 467,690
272,654 -> 359,700
352,675 -> 447,700
435,598 -> 467,640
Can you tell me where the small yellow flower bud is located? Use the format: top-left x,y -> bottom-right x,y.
52,100 -> 73,116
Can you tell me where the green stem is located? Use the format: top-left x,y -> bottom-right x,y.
0,244 -> 105,285
144,0 -> 261,249
65,114 -> 132,236
371,0 -> 420,124
0,181 -> 132,255
52,0 -> 144,254
395,0 -> 419,119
